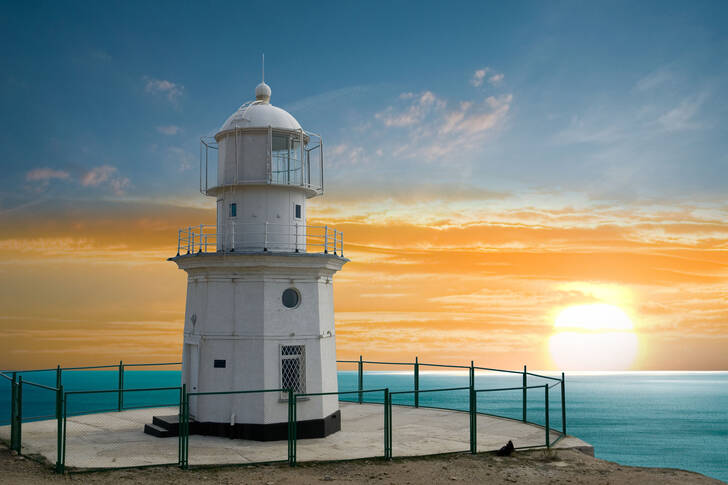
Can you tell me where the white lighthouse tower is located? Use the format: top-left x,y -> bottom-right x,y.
169,80 -> 347,440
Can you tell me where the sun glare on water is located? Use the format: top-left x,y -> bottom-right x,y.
549,303 -> 639,371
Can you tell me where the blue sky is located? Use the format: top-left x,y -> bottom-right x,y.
1,0 -> 727,210
1,1 -> 728,370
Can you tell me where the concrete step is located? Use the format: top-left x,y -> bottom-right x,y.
143,423 -> 175,438
152,415 -> 179,434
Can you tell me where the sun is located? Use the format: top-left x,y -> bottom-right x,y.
548,303 -> 639,371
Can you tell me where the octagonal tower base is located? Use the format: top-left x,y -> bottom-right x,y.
166,251 -> 347,441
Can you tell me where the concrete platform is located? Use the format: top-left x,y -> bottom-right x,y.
0,402 -> 593,469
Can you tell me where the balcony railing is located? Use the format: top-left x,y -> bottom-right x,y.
176,223 -> 344,256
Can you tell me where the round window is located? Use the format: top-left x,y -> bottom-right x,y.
282,288 -> 300,308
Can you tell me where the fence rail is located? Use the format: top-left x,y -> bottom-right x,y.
1,357 -> 567,473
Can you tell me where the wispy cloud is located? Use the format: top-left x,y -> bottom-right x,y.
81,165 -> 131,195
25,168 -> 71,191
26,168 -> 70,183
470,67 -> 504,87
635,68 -> 672,92
489,73 -> 504,84
657,94 -> 707,132
375,91 -> 445,127
373,88 -> 512,161
156,125 -> 180,135
144,77 -> 184,103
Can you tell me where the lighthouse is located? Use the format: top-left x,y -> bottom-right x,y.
169,80 -> 347,440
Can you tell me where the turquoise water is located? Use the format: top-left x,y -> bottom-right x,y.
1,370 -> 726,482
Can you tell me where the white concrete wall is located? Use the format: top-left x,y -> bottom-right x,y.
178,254 -> 346,425
215,185 -> 307,252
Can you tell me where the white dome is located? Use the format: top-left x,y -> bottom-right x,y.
217,83 -> 301,134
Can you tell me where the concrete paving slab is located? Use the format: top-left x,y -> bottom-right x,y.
0,402 -> 592,469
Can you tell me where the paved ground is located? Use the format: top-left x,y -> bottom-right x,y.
0,402 -> 592,469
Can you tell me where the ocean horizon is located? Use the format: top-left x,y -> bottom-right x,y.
1,370 -> 726,482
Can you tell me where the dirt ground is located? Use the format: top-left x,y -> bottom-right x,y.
0,443 -> 723,485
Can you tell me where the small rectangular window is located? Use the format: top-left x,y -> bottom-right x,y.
281,345 -> 305,395
214,359 -> 226,368
230,203 -> 237,218
295,204 -> 301,219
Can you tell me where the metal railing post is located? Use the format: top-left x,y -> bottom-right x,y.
187,227 -> 191,254
414,356 -> 419,408
198,224 -> 203,253
522,365 -> 527,422
357,355 -> 363,404
177,229 -> 181,256
291,395 -> 298,466
10,373 -> 17,452
561,372 -> 566,435
117,361 -> 124,411
470,387 -> 477,454
182,384 -> 188,469
294,223 -> 299,252
324,225 -> 328,253
383,388 -> 389,459
385,389 -> 392,459
470,360 -> 476,454
55,385 -> 64,474
340,232 -> 344,257
545,384 -> 550,448
287,389 -> 294,466
56,365 -> 62,389
333,229 -> 338,255
62,393 -> 67,470
178,386 -> 183,467
16,376 -> 22,453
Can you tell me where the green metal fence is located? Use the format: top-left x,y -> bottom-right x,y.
1,357 -> 567,473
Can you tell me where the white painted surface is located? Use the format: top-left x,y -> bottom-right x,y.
174,82 -> 345,428
174,252 -> 346,425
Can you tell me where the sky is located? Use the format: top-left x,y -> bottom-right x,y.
1,0 -> 727,370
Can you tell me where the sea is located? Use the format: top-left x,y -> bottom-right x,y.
0,370 -> 726,482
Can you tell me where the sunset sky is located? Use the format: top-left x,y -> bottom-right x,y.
1,1 -> 726,370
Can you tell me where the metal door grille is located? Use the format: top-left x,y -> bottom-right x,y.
281,345 -> 305,396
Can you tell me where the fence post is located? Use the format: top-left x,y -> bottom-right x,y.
561,372 -> 566,435
10,373 -> 17,452
287,389 -> 294,466
544,384 -> 550,448
182,384 -> 188,469
187,226 -> 191,254
357,355 -> 363,404
470,387 -> 477,454
118,361 -> 124,411
470,361 -> 476,454
324,226 -> 328,253
522,365 -> 527,422
16,376 -> 22,454
383,388 -> 389,459
414,356 -> 419,408
291,395 -> 298,466
385,389 -> 392,460
55,385 -> 64,474
62,393 -> 67,469
56,365 -> 62,389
